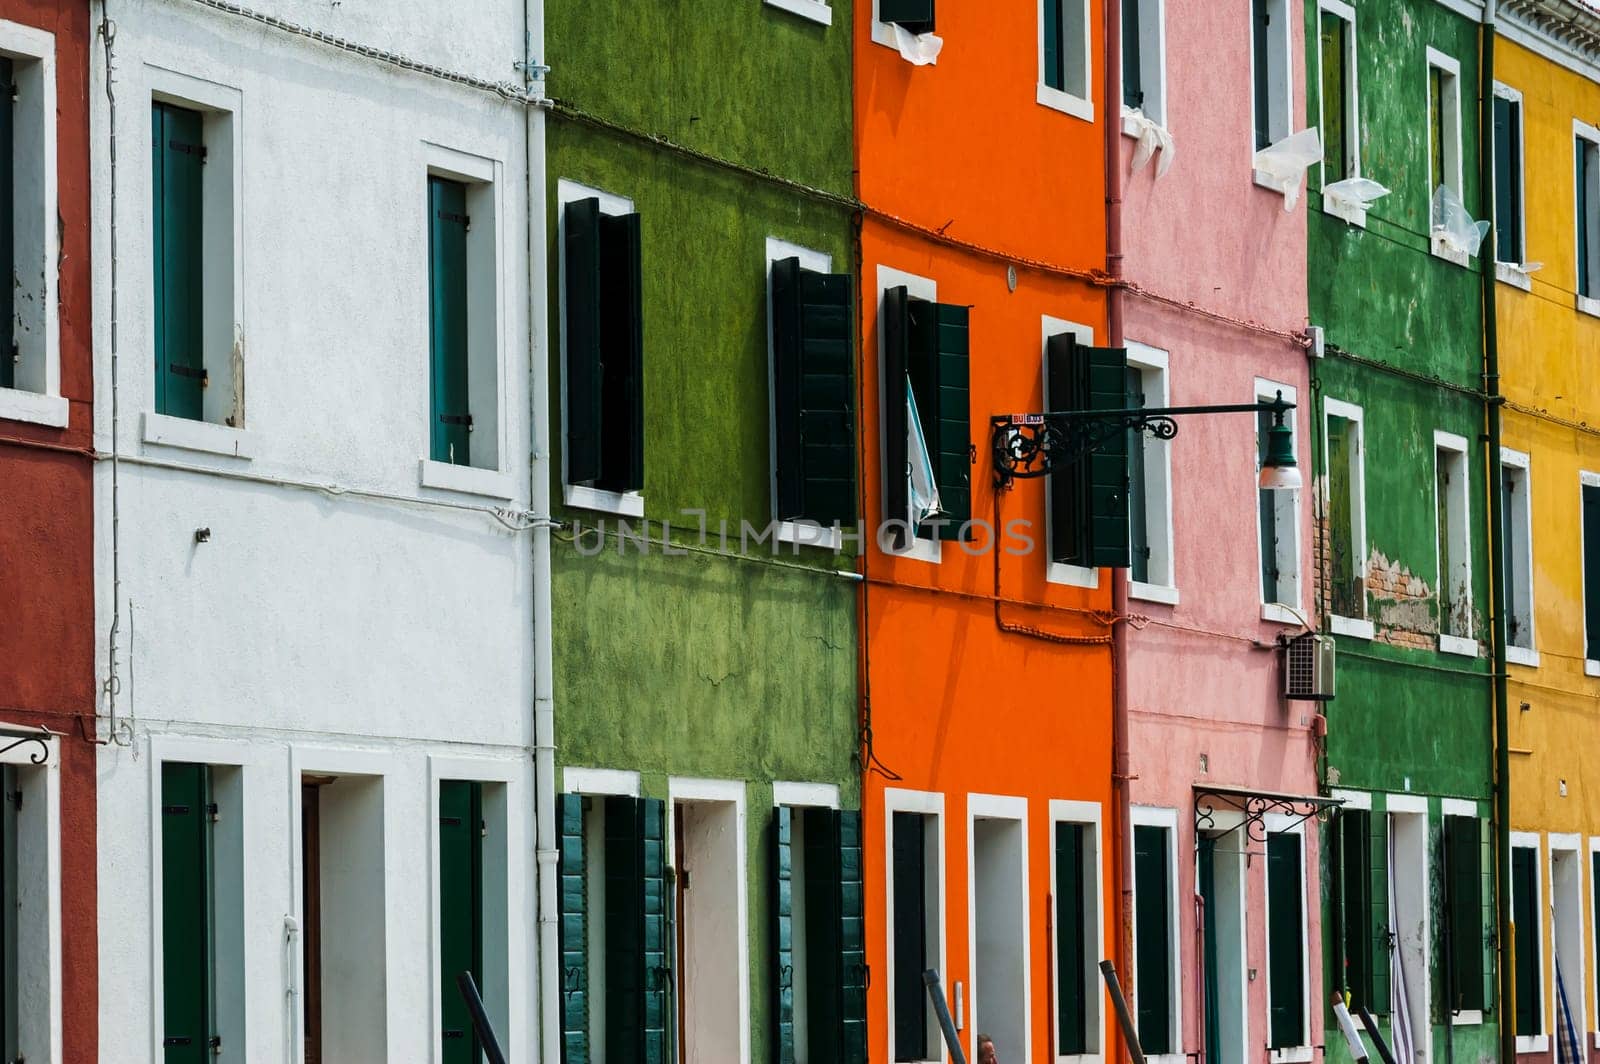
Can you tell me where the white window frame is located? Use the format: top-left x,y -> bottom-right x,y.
1492,83 -> 1530,288
1131,806 -> 1183,1064
1248,0 -> 1293,159
557,178 -> 645,519
879,265 -> 942,565
964,794 -> 1032,1062
766,238 -> 844,551
1263,815 -> 1312,1063
1118,0 -> 1167,130
1322,397 -> 1371,638
764,0 -> 832,27
1041,315 -> 1100,590
1037,0 -> 1094,122
870,0 -> 937,62
883,787 -> 947,1064
1126,342 -> 1176,603
1548,833 -> 1587,1047
142,66 -> 249,458
1048,799 -> 1105,1064
1582,470 -> 1600,677
1510,831 -> 1549,1054
1316,0 -> 1362,218
1433,431 -> 1476,656
1426,48 -> 1467,266
1501,448 -> 1537,666
1574,119 -> 1600,317
420,142 -> 514,497
0,20 -> 64,428
1256,379 -> 1303,624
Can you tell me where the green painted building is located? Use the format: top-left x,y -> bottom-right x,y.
543,3 -> 865,1062
1304,0 -> 1499,1059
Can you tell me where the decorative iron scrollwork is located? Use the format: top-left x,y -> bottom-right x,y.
990,411 -> 1180,487
1193,785 -> 1343,844
0,731 -> 51,766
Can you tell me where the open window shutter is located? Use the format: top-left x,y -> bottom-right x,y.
890,811 -> 928,1060
429,177 -> 471,466
1251,0 -> 1271,150
0,59 -> 12,390
1043,0 -> 1063,93
161,763 -> 212,1064
1493,96 -> 1519,261
883,287 -> 911,541
154,103 -> 206,422
1046,333 -> 1086,565
599,212 -> 644,493
879,0 -> 934,35
1126,368 -> 1149,582
1584,485 -> 1600,660
836,809 -> 868,1064
1267,833 -> 1305,1050
1133,826 -> 1171,1053
1445,817 -> 1484,1012
1320,13 -> 1347,180
932,304 -> 971,539
564,198 -> 604,484
771,806 -> 796,1064
1121,0 -> 1143,108
1367,812 -> 1390,1014
772,258 -> 857,528
637,797 -> 669,1064
1258,408 -> 1280,598
557,794 -> 589,1064
1084,345 -> 1131,568
1480,823 -> 1495,1010
439,781 -> 483,1064
1055,822 -> 1087,1054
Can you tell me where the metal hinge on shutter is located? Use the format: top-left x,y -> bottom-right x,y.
210,1035 -> 222,1054
169,363 -> 209,386
438,413 -> 473,431
436,209 -> 471,232
169,139 -> 208,163
5,790 -> 20,811
207,802 -> 219,823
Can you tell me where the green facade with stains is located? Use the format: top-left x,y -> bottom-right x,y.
545,2 -> 859,1062
1304,0 -> 1498,1059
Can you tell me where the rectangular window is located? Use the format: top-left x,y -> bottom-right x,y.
1427,50 -> 1463,200
1583,478 -> 1600,664
1132,820 -> 1176,1054
1551,843 -> 1586,1038
969,800 -> 1028,1056
1318,2 -> 1357,183
768,245 -> 857,534
879,0 -> 935,35
427,177 -> 471,467
1126,346 -> 1173,593
889,807 -> 940,1062
1251,0 -> 1291,151
1121,0 -> 1166,125
1494,87 -> 1525,265
1266,830 -> 1307,1051
1324,403 -> 1366,623
1257,381 -> 1301,614
1435,436 -> 1472,649
1576,123 -> 1600,301
562,187 -> 645,500
1511,842 -> 1542,1037
1046,330 -> 1130,571
1334,808 -> 1389,1013
1040,0 -> 1091,114
1502,455 -> 1534,656
883,284 -> 971,547
1052,810 -> 1101,1056
438,780 -> 484,1063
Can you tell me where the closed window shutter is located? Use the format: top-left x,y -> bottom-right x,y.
1126,368 -> 1149,582
1122,0 -> 1143,108
428,177 -> 471,466
153,103 -> 206,422
799,809 -> 842,1062
891,811 -> 928,1061
564,198 -> 605,484
161,763 -> 213,1064
836,809 -> 868,1064
1198,837 -> 1222,1064
882,287 -> 911,543
557,794 -> 589,1064
1512,846 -> 1541,1034
1444,816 -> 1484,1012
603,796 -> 643,1059
1494,97 -> 1521,261
1581,142 -> 1593,298
1266,832 -> 1305,1049
879,0 -> 935,35
0,58 -> 12,390
1055,822 -> 1087,1054
771,258 -> 857,528
1337,811 -> 1373,1007
1430,68 -> 1447,192
931,304 -> 971,539
1133,825 -> 1171,1053
1585,485 -> 1600,660
1367,812 -> 1390,1014
1258,408 -> 1280,600
1084,346 -> 1130,568
599,212 -> 644,493
1479,822 -> 1495,1010
638,798 -> 669,1064
1252,0 -> 1271,151
1320,13 -> 1347,181
771,806 -> 796,1064
438,781 -> 484,1064
1043,0 -> 1063,92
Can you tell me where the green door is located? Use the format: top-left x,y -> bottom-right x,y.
161,763 -> 213,1063
439,781 -> 483,1063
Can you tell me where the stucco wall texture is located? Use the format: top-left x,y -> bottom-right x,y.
0,1 -> 98,1060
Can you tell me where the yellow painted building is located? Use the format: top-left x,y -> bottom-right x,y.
1496,8 -> 1600,1053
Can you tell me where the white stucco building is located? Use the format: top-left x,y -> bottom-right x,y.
89,1 -> 550,1059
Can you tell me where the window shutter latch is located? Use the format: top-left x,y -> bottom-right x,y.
169,363 -> 209,386
439,413 -> 474,431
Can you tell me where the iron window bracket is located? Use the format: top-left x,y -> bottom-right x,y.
989,397 -> 1295,488
1193,784 -> 1344,845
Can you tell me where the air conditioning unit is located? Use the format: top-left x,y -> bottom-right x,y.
1283,633 -> 1336,701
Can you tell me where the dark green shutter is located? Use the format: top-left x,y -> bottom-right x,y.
1122,0 -> 1143,108
564,198 -> 604,484
891,811 -> 927,1061
1494,97 -> 1521,262
1444,816 -> 1484,1013
883,287 -> 911,545
1512,845 -> 1541,1035
439,781 -> 483,1064
1580,140 -> 1592,298
1327,417 -> 1357,616
1267,832 -> 1305,1049
152,103 -> 205,422
428,177 -> 471,466
1320,12 -> 1347,181
638,798 -> 669,1064
772,258 -> 857,528
1593,852 -> 1600,1023
1338,811 -> 1372,1006
1252,0 -> 1271,150
1368,811 -> 1390,1013
880,0 -> 934,34
772,806 -> 796,1064
1585,484 -> 1600,660
0,58 -> 12,390
1198,837 -> 1221,1064
836,809 -> 868,1064
1046,333 -> 1085,565
1133,825 -> 1171,1053
1431,69 -> 1447,194
1504,472 -> 1521,646
1126,368 -> 1149,583
1046,335 -> 1131,567
603,796 -> 668,1064
1044,0 -> 1063,92
1055,822 -> 1087,1054
557,794 -> 588,1064
598,212 -> 644,493
1258,408 -> 1280,600
161,763 -> 213,1064
906,298 -> 971,540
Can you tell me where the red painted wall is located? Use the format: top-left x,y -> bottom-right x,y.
0,1 -> 98,1058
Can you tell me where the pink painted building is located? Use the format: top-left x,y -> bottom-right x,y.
1114,1 -> 1323,1060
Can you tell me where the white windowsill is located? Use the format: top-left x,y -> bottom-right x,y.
764,0 -> 832,25
1329,614 -> 1375,640
1047,561 -> 1099,589
1586,659 -> 1600,678
1438,633 -> 1479,657
1270,1047 -> 1313,1064
0,388 -> 68,428
892,535 -> 942,564
1517,1034 -> 1549,1053
563,484 -> 644,518
869,19 -> 935,62
1496,262 -> 1533,291
775,520 -> 843,551
1253,168 -> 1301,205
1129,580 -> 1179,605
1323,195 -> 1368,228
418,459 -> 517,501
1037,83 -> 1095,122
141,411 -> 253,460
1430,231 -> 1471,267
1593,1031 -> 1600,1050
1261,602 -> 1304,626
1121,112 -> 1159,138
1450,1009 -> 1482,1027
1506,645 -> 1540,668
1579,294 -> 1600,319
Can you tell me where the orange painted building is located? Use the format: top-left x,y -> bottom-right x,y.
854,2 -> 1119,1062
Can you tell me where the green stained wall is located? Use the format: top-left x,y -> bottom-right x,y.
1305,0 -> 1496,1058
545,3 -> 857,1061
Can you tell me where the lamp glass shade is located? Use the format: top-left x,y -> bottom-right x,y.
1259,419 -> 1300,491
1259,463 -> 1304,491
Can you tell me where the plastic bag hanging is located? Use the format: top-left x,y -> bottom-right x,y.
1431,183 -> 1489,258
891,23 -> 943,65
1252,127 -> 1323,211
906,380 -> 943,528
1321,176 -> 1390,216
1124,108 -> 1175,179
